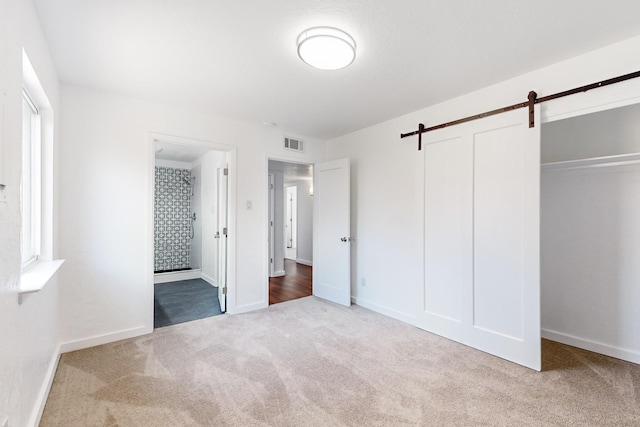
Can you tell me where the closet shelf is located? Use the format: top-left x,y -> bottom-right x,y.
542,152 -> 640,172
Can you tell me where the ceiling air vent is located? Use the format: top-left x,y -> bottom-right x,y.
284,136 -> 304,152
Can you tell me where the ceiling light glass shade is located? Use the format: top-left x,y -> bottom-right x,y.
297,27 -> 356,70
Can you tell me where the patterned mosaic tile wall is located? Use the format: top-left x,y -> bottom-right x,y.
154,167 -> 192,272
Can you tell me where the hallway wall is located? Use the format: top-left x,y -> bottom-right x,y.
291,179 -> 313,265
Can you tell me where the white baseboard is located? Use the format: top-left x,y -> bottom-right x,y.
201,272 -> 218,287
60,325 -> 151,353
351,296 -> 415,325
271,270 -> 285,277
154,269 -> 202,284
232,301 -> 268,314
296,259 -> 313,266
29,345 -> 61,427
542,329 -> 640,365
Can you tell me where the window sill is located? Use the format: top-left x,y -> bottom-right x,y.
19,259 -> 65,295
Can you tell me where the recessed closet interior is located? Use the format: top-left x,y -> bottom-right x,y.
541,103 -> 640,364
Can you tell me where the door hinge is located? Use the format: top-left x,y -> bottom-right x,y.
223,168 -> 228,176
222,286 -> 227,295
223,227 -> 228,235
270,184 -> 274,189
270,258 -> 273,263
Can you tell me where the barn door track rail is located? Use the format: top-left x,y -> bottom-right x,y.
401,70 -> 640,150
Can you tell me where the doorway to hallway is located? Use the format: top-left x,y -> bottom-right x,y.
267,159 -> 314,305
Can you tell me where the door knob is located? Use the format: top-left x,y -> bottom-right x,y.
340,237 -> 347,242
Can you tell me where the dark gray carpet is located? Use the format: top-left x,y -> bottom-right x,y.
154,279 -> 223,328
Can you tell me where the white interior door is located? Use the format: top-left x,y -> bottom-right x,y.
286,187 -> 293,248
217,166 -> 228,313
268,173 -> 275,276
313,158 -> 351,306
285,186 -> 297,249
418,107 -> 541,370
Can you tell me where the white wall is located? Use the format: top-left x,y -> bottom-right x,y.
326,34 -> 640,324
327,123 -> 422,322
57,84 -> 327,350
0,0 -> 62,425
542,103 -> 640,163
190,163 -> 202,269
292,179 -> 313,265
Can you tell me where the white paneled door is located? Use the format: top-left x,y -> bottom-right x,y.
418,107 -> 541,370
313,158 -> 351,306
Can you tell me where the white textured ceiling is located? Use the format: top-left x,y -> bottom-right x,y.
34,0 -> 640,140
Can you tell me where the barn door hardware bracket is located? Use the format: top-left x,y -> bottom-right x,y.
528,91 -> 537,128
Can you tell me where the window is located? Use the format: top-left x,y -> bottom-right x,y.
21,89 -> 41,268
18,50 -> 64,295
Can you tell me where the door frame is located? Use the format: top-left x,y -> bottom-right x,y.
217,165 -> 229,313
538,83 -> 640,365
264,155 -> 314,305
148,133 -> 237,326
268,173 -> 275,276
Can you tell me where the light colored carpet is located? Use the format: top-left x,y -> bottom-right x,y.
41,297 -> 640,426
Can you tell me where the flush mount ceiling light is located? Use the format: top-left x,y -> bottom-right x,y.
297,26 -> 356,70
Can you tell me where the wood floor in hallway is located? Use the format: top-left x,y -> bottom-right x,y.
269,259 -> 312,305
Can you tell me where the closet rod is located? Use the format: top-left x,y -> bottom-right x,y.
401,69 -> 640,148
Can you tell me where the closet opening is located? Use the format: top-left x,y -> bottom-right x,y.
540,103 -> 640,365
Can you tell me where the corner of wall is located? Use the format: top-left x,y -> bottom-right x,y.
29,346 -> 61,427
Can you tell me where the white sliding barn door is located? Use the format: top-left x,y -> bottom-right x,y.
418,107 -> 541,370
